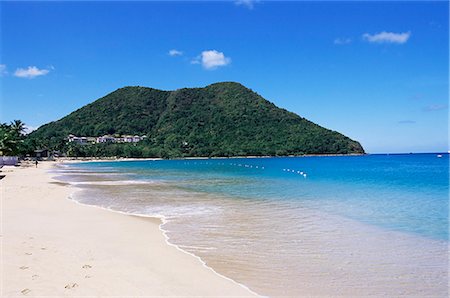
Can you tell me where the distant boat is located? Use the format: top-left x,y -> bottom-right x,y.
437,154 -> 442,158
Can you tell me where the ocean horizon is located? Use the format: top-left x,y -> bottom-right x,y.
53,153 -> 449,296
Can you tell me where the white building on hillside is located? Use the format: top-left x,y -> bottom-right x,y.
96,135 -> 115,143
68,134 -> 146,144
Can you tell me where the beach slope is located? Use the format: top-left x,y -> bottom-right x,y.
1,162 -> 256,297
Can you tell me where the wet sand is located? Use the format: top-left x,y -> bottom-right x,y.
1,162 -> 257,297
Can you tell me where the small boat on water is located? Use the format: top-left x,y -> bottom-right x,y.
437,154 -> 442,158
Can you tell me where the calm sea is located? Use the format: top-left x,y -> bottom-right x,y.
53,154 -> 449,297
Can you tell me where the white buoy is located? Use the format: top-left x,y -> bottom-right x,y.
303,173 -> 307,178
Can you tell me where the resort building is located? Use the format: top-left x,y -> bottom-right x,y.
68,134 -> 146,144
96,135 -> 116,143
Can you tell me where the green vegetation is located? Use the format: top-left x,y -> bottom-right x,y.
0,120 -> 27,156
27,82 -> 365,158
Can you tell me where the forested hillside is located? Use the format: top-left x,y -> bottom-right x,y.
27,82 -> 364,157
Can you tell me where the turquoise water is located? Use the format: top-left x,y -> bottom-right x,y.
69,153 -> 448,240
56,153 -> 449,296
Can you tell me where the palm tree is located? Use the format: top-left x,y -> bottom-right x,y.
10,120 -> 25,137
0,120 -> 26,156
0,127 -> 17,155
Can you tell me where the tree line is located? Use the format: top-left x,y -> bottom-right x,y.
0,120 -> 28,156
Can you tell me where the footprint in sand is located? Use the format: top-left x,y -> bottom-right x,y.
19,266 -> 29,270
40,247 -> 46,250
82,264 -> 92,269
32,275 -> 39,280
84,275 -> 92,279
64,283 -> 78,289
21,288 -> 31,295
25,252 -> 32,256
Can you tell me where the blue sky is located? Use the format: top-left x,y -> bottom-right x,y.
0,1 -> 448,153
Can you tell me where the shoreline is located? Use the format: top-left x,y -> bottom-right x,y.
28,152 -> 448,165
30,153 -> 366,163
1,161 -> 258,297
65,187 -> 260,297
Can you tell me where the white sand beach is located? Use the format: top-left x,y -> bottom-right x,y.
1,162 -> 257,297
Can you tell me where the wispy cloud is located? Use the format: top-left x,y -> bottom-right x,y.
429,21 -> 442,29
362,31 -> 411,44
192,50 -> 231,70
0,64 -> 7,76
423,104 -> 448,112
168,49 -> 183,57
334,38 -> 352,45
398,120 -> 416,124
14,66 -> 50,79
24,125 -> 39,134
235,0 -> 259,9
408,94 -> 424,101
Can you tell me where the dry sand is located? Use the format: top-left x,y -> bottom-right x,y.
1,162 -> 257,297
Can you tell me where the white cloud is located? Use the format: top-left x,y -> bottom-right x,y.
24,125 -> 39,135
194,50 -> 231,70
0,64 -> 7,76
168,49 -> 183,56
334,38 -> 352,45
362,31 -> 411,44
235,0 -> 259,9
14,66 -> 50,78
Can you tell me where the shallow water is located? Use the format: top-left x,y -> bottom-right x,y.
54,154 -> 449,297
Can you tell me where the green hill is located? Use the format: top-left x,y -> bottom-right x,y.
27,82 -> 364,157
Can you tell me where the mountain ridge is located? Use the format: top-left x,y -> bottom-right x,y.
28,82 -> 365,158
